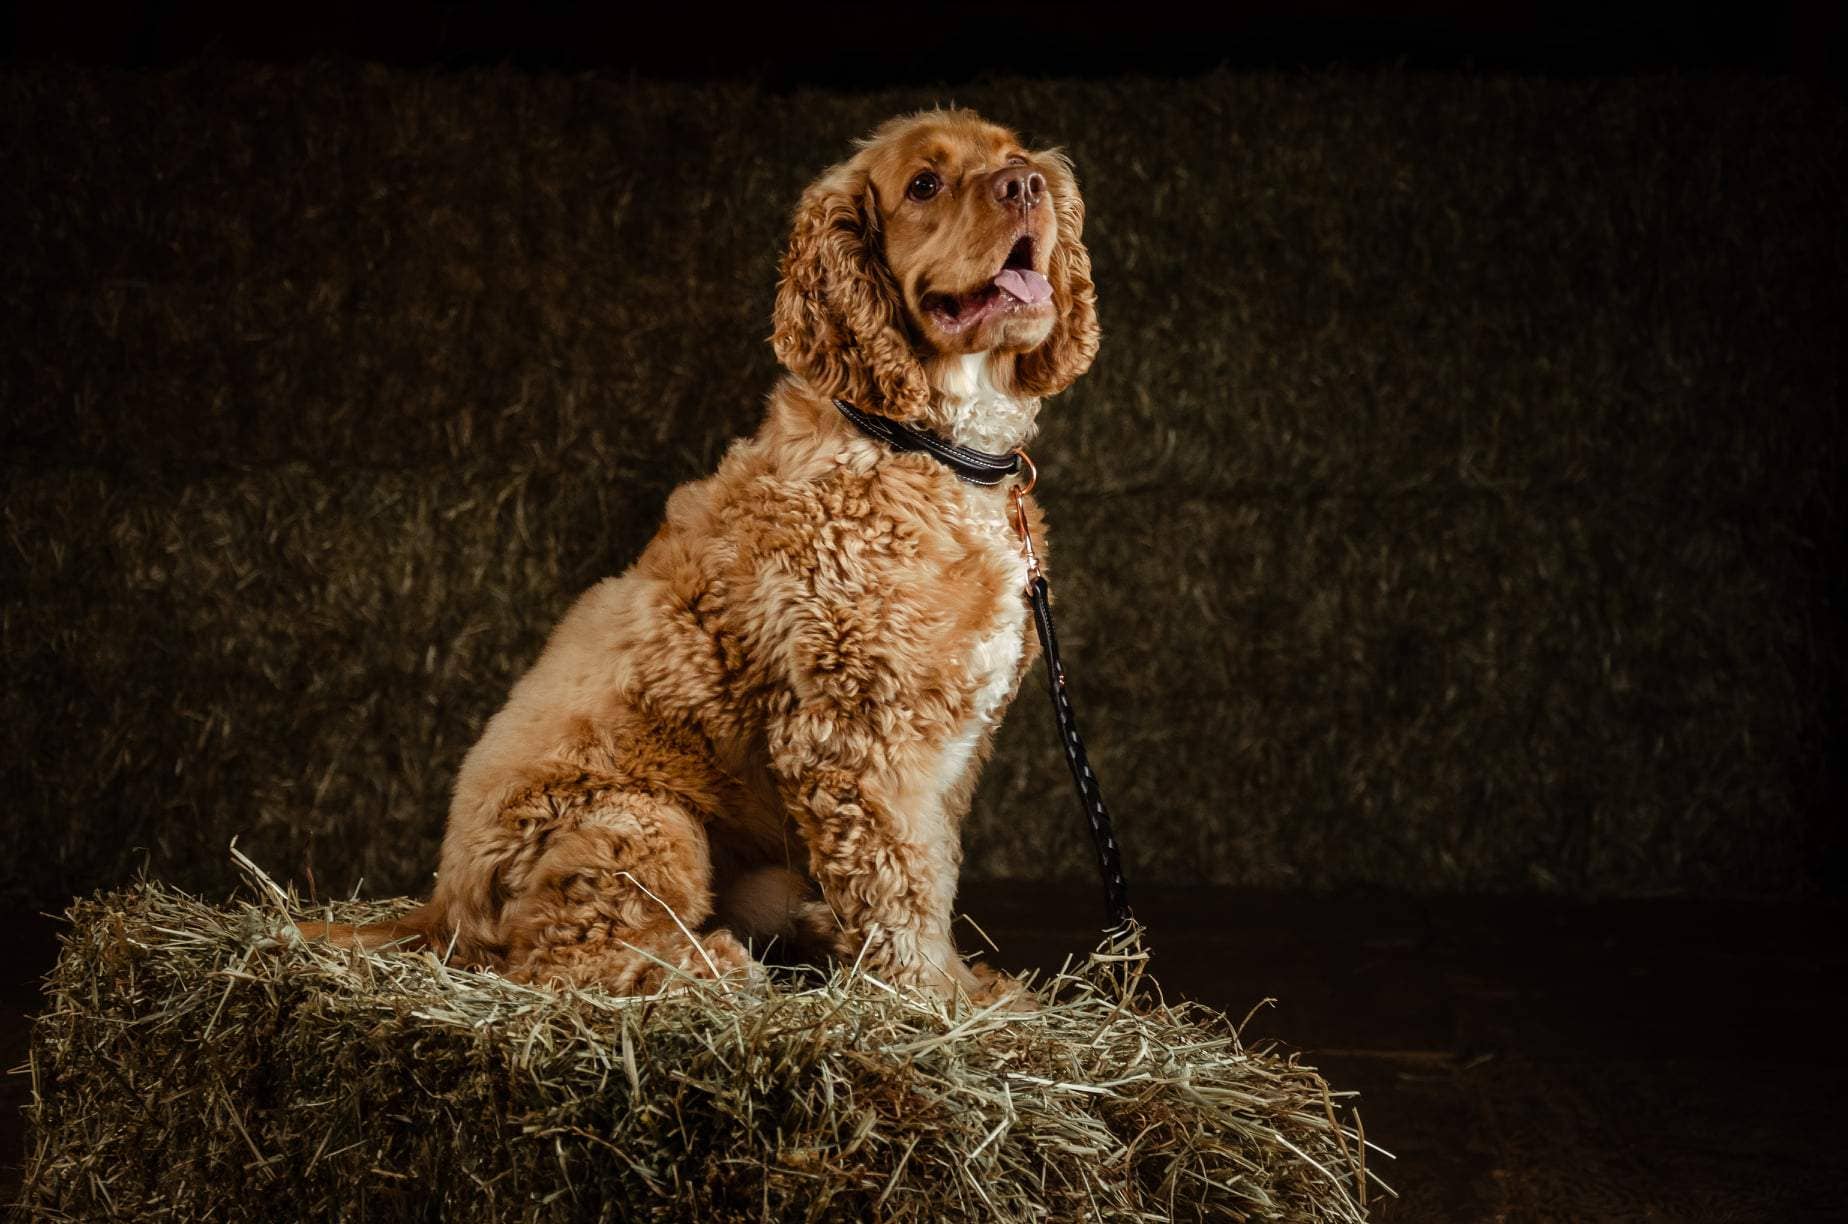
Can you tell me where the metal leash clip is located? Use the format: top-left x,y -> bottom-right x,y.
1008,447 -> 1041,587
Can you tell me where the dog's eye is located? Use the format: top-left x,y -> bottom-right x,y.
906,171 -> 942,202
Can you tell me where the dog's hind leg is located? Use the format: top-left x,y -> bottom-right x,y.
494,789 -> 757,995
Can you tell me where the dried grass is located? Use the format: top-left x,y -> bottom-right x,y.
19,855 -> 1390,1221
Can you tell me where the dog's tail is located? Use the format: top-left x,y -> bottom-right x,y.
295,901 -> 444,953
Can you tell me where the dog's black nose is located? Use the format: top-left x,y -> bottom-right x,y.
990,165 -> 1045,213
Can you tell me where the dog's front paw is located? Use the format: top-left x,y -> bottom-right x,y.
840,926 -> 972,1003
968,959 -> 1039,1012
698,929 -> 765,981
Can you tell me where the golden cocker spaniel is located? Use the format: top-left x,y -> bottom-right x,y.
308,109 -> 1099,1000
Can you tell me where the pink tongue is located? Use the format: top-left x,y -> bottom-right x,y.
992,267 -> 1052,304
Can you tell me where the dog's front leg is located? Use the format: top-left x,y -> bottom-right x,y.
769,712 -> 977,999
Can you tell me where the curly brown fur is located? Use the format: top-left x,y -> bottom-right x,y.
305,109 -> 1099,1000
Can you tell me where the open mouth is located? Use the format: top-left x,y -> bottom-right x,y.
922,235 -> 1053,336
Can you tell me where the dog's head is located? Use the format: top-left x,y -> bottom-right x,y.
772,109 -> 1099,421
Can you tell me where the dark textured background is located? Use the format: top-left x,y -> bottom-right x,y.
2,63 -> 1842,915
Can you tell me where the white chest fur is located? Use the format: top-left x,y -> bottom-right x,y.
915,351 -> 1040,801
930,488 -> 1031,799
935,353 -> 1039,454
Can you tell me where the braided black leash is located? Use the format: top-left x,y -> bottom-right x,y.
831,397 -> 1134,932
1026,573 -> 1133,929
1008,461 -> 1134,932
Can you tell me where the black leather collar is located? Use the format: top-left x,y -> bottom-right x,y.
832,398 -> 1023,487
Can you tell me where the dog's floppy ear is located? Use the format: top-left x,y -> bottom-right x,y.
772,167 -> 931,421
1013,151 -> 1100,398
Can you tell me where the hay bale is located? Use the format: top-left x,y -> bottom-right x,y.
21,861 -> 1387,1221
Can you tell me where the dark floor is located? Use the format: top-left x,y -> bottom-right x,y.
7,887 -> 1846,1220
